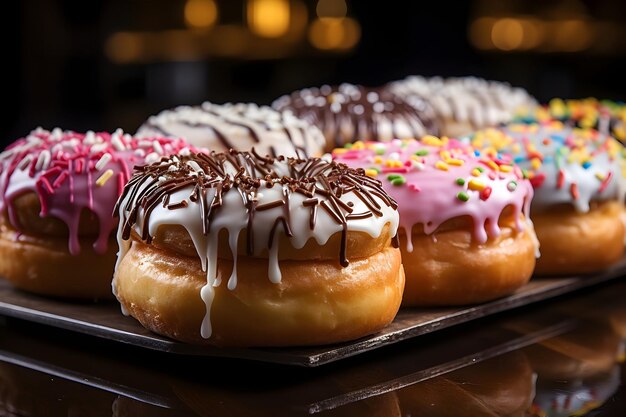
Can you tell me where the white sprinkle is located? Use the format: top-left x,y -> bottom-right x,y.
145,152 -> 160,164
111,134 -> 126,152
51,128 -> 63,141
186,160 -> 203,172
138,140 -> 153,148
321,153 -> 332,163
35,150 -> 51,171
17,155 -> 32,170
414,162 -> 425,171
122,133 -> 133,142
95,153 -> 112,171
84,131 -> 96,145
34,127 -> 46,135
373,102 -> 385,113
63,139 -> 79,149
134,149 -> 146,157
168,165 -> 178,172
389,152 -> 400,161
90,143 -> 108,154
153,141 -> 164,155
179,147 -> 191,157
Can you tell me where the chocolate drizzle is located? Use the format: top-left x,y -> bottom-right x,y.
116,150 -> 398,268
272,83 -> 439,149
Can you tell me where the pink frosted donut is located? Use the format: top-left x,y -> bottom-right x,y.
333,137 -> 538,306
0,127 -> 194,299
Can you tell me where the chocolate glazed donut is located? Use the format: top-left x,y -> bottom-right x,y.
113,150 -> 404,347
272,83 -> 439,152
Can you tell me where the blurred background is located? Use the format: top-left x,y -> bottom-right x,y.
3,0 -> 626,146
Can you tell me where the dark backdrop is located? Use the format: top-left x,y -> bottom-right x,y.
3,0 -> 626,146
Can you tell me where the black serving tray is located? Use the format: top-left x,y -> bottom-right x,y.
0,259 -> 624,367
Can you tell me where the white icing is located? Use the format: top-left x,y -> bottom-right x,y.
389,75 -> 537,129
137,102 -> 326,158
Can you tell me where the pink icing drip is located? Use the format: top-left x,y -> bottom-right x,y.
334,140 -> 534,250
0,129 -> 193,256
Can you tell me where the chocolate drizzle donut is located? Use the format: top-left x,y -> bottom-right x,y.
272,83 -> 439,151
115,150 -> 400,340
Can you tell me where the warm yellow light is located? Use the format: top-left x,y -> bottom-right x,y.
105,32 -> 143,63
518,18 -> 544,50
552,19 -> 592,52
308,17 -> 360,51
316,0 -> 347,19
491,18 -> 524,51
469,17 -> 496,50
247,0 -> 291,38
184,0 -> 218,29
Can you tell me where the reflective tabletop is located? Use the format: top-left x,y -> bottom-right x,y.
0,279 -> 625,416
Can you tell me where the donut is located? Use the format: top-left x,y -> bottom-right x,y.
136,102 -> 326,158
0,127 -> 192,299
397,351 -> 535,417
113,150 -> 403,347
515,97 -> 626,143
466,121 -> 626,275
387,75 -> 537,137
332,137 -> 537,306
271,83 -> 439,152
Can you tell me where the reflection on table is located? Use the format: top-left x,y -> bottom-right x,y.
0,280 -> 624,417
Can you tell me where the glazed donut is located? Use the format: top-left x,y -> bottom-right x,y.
333,137 -> 537,306
272,83 -> 439,152
397,352 -> 535,417
467,122 -> 626,275
387,75 -> 537,137
0,127 -> 192,299
515,97 -> 626,143
113,150 -> 403,347
136,102 -> 326,158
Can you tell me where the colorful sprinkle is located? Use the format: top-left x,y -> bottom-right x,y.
456,191 -> 470,202
480,187 -> 492,200
435,161 -> 449,171
364,169 -> 378,177
570,183 -> 579,199
455,178 -> 465,186
468,179 -> 486,191
414,150 -> 429,156
507,181 -> 518,191
96,169 -> 114,187
391,176 -> 406,186
557,169 -> 565,189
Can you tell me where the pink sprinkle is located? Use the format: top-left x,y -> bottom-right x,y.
599,171 -> 613,193
404,160 -> 412,167
117,172 -> 126,195
53,171 -> 69,188
38,177 -> 54,194
119,158 -> 131,181
488,172 -> 496,180
340,150 -> 362,159
42,166 -> 62,179
75,158 -> 84,174
408,183 -> 421,192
